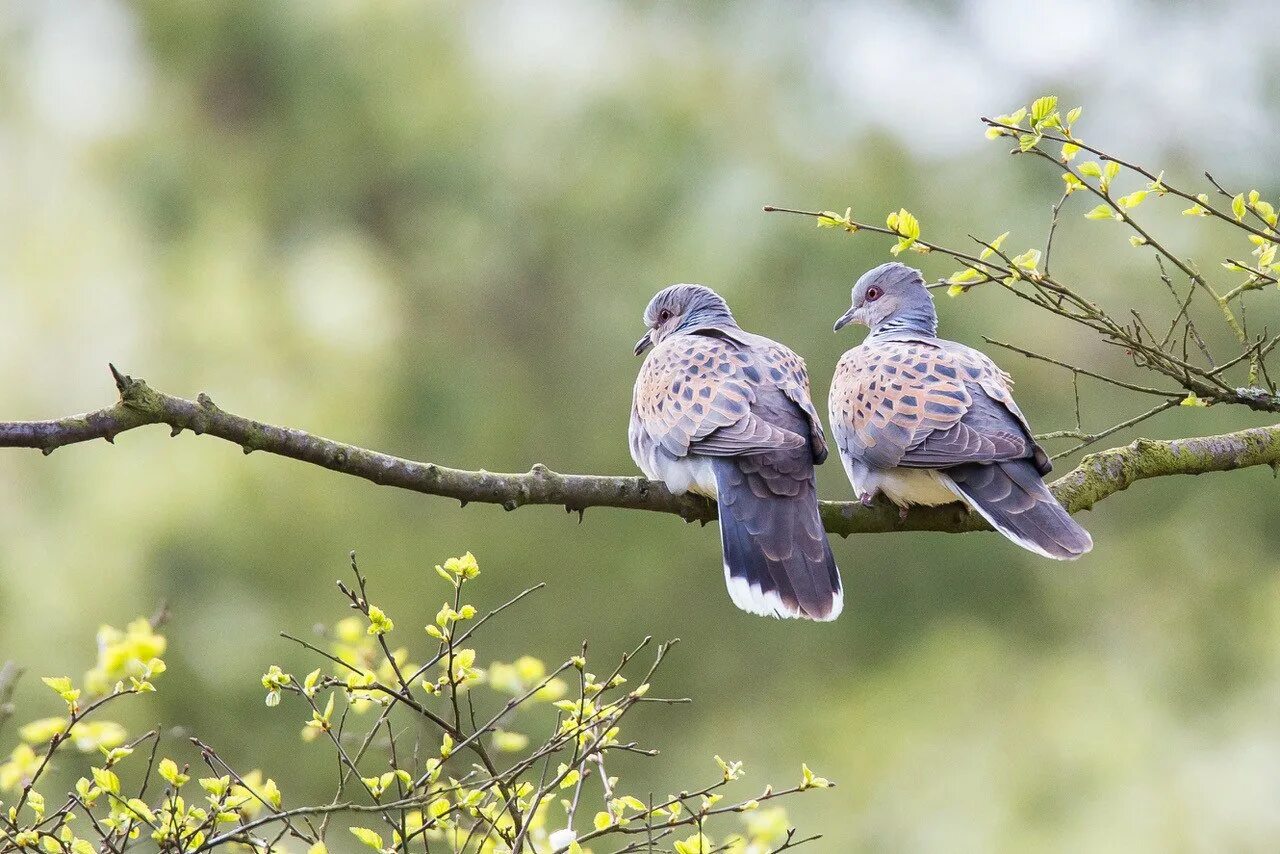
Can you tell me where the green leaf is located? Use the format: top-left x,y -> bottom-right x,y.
366,605 -> 394,636
91,767 -> 120,795
674,834 -> 713,854
1066,106 -> 1083,125
887,208 -> 920,256
124,799 -> 154,823
1030,95 -> 1058,124
159,758 -> 189,788
1077,161 -> 1103,178
816,210 -> 852,230
492,729 -> 529,752
1084,204 -> 1116,220
800,762 -> 832,790
19,718 -> 68,745
1118,191 -> 1148,209
262,778 -> 282,809
886,208 -> 919,239
1232,193 -> 1247,221
979,232 -> 1010,261
41,677 -> 80,704
199,776 -> 230,797
1181,393 -> 1208,407
1100,160 -> 1120,190
349,827 -> 385,852
616,795 -> 646,812
1011,248 -> 1041,270
41,677 -> 73,695
715,754 -> 745,781
75,776 -> 99,805
1060,142 -> 1081,162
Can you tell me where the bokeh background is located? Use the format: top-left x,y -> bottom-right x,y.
3,2 -> 1280,851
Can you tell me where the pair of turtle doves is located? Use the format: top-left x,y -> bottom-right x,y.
630,262 -> 1092,622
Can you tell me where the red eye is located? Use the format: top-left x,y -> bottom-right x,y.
865,287 -> 881,302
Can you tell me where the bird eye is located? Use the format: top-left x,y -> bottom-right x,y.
865,287 -> 882,302
658,309 -> 672,322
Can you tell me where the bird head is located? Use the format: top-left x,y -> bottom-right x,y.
833,262 -> 937,336
635,284 -> 736,356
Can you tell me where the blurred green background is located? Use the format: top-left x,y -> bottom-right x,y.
3,2 -> 1280,851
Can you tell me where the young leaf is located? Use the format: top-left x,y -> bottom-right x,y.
1030,95 -> 1058,124
1232,193 -> 1247,221
1118,191 -> 1148,209
979,232 -> 1009,261
349,827 -> 385,852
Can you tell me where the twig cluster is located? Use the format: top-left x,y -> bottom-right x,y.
768,94 -> 1280,459
0,554 -> 830,854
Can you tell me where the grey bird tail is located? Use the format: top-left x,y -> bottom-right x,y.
946,459 -> 1092,560
711,457 -> 842,621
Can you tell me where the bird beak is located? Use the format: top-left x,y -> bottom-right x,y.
833,306 -> 858,332
634,331 -> 654,356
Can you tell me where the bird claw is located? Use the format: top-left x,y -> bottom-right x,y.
858,492 -> 874,507
898,505 -> 909,522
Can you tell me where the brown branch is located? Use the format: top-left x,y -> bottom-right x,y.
1,366 -> 1278,538
764,205 -> 1280,412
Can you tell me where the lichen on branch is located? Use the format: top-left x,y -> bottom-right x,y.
0,366 -> 1276,539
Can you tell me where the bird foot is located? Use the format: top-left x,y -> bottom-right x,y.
898,505 -> 909,522
858,492 -> 874,507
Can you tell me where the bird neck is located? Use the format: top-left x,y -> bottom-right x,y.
870,305 -> 937,339
678,307 -> 740,335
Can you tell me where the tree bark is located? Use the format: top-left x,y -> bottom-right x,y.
1,366 -> 1275,537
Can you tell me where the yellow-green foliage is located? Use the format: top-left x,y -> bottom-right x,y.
0,553 -> 830,854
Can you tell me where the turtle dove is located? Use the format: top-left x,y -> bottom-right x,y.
829,262 -> 1092,559
630,284 -> 842,620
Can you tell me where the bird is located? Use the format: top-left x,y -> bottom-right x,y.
629,284 -> 842,620
829,262 -> 1092,559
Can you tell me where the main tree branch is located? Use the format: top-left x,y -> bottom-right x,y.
2,366 -> 1277,537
